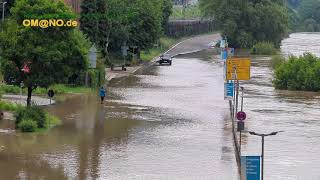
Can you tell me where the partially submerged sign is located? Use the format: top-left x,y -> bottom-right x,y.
226,57 -> 251,80
241,156 -> 261,180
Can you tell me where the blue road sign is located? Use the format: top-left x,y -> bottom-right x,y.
221,48 -> 228,61
228,48 -> 235,57
224,82 -> 234,99
241,156 -> 261,180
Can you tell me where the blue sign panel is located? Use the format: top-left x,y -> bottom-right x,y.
224,82 -> 234,100
241,156 -> 261,180
228,48 -> 235,57
221,49 -> 228,61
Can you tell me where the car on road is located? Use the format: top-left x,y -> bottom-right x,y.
208,41 -> 216,48
158,54 -> 172,65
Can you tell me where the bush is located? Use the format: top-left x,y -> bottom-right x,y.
18,119 -> 37,132
0,101 -> 21,112
271,55 -> 286,69
251,42 -> 278,55
15,106 -> 46,128
273,53 -> 320,91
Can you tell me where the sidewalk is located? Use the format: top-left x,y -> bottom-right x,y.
2,94 -> 56,106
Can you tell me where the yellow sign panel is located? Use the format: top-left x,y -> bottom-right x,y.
226,57 -> 251,80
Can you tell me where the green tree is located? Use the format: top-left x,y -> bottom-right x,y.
80,0 -> 166,58
162,0 -> 173,29
0,0 -> 90,106
200,0 -> 288,48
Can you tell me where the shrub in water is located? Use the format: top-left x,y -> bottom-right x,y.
18,119 -> 37,132
273,53 -> 320,91
15,106 -> 46,128
271,55 -> 286,69
251,42 -> 277,55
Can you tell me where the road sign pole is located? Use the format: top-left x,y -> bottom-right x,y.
241,87 -> 244,111
262,135 -> 264,180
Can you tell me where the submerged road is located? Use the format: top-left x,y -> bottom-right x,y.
0,33 -> 239,179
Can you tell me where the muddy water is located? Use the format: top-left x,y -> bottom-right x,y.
241,33 -> 320,180
0,55 -> 239,179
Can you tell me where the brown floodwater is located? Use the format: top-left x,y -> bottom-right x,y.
0,55 -> 239,179
241,33 -> 320,180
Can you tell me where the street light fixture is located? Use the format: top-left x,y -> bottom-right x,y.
1,1 -> 7,22
248,130 -> 284,180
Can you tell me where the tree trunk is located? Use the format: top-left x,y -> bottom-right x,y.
27,87 -> 33,107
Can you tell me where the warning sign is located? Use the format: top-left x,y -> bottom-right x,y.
226,57 -> 251,80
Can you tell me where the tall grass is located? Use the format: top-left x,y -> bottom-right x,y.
251,42 -> 278,55
141,37 -> 179,61
0,84 -> 91,95
170,5 -> 201,20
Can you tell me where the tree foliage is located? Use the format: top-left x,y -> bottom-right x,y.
0,0 -> 90,106
80,0 -> 172,56
199,0 -> 288,48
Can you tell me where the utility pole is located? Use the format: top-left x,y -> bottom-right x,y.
1,1 -> 7,22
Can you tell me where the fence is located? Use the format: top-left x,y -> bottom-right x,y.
165,19 -> 215,38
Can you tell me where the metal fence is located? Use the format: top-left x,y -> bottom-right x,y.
165,19 -> 215,38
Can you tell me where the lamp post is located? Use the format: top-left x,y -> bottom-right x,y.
248,131 -> 283,180
1,1 -> 7,22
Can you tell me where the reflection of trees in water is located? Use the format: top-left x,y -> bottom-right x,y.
0,153 -> 67,180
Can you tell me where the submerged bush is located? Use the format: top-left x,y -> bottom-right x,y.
251,42 -> 277,55
18,119 -> 37,132
15,106 -> 46,129
271,55 -> 286,69
273,53 -> 320,91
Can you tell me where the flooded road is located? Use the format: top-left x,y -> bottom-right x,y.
0,33 -> 239,179
241,32 -> 320,180
1,32 -> 319,180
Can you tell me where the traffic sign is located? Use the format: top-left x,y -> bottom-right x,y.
220,40 -> 226,48
221,48 -> 228,61
224,82 -> 234,100
48,90 -> 55,98
237,111 -> 246,121
228,48 -> 235,57
226,57 -> 251,80
88,45 -> 97,68
241,156 -> 261,180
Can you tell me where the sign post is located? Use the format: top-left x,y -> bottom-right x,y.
241,156 -> 261,180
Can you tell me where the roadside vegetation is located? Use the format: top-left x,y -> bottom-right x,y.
0,84 -> 91,95
170,5 -> 201,20
15,106 -> 60,133
141,37 -> 179,61
0,101 -> 60,133
273,53 -> 320,91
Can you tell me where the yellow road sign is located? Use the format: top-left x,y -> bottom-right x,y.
226,57 -> 251,80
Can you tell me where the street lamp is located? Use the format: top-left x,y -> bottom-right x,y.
1,1 -> 7,22
248,131 -> 284,180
